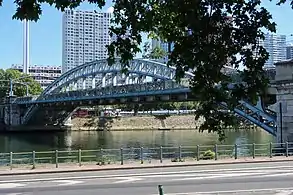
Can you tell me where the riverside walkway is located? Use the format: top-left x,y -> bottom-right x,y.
0,142 -> 293,174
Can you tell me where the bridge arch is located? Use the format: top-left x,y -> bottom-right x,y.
21,58 -> 237,125
43,58 -> 237,95
22,59 -> 194,125
43,59 -> 195,95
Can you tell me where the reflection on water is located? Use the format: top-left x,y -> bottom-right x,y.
0,129 -> 274,153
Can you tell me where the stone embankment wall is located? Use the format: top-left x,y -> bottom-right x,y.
71,115 -> 202,131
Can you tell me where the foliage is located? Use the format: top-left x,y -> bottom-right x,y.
142,42 -> 167,60
0,69 -> 42,98
200,150 -> 215,160
2,0 -> 289,140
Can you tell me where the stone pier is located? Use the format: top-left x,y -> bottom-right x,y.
273,59 -> 293,143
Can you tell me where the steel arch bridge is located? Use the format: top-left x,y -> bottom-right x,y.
15,59 -> 276,135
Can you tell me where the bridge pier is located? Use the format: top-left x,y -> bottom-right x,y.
64,116 -> 72,127
3,97 -> 22,126
274,59 -> 293,143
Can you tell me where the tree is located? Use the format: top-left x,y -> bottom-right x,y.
0,69 -> 42,98
2,0 -> 289,140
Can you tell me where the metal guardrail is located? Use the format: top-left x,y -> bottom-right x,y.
0,142 -> 293,170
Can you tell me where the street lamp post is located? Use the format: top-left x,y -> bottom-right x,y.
9,75 -> 33,97
0,75 -> 33,97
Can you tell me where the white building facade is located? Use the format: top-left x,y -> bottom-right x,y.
62,10 -> 112,73
260,33 -> 287,67
11,64 -> 62,90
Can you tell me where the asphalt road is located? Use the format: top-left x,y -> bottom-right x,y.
1,161 -> 293,195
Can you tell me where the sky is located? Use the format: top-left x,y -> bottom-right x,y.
0,1 -> 292,69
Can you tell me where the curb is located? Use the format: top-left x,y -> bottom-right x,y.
0,158 -> 293,176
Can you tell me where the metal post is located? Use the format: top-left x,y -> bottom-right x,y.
214,144 -> 218,160
100,148 -> 103,163
140,147 -> 144,164
269,142 -> 272,158
78,149 -> 82,166
286,142 -> 289,157
196,145 -> 200,161
160,146 -> 163,163
55,150 -> 58,168
120,148 -> 124,165
280,102 -> 283,145
234,144 -> 238,159
158,185 -> 164,195
32,151 -> 36,169
178,145 -> 182,162
252,143 -> 255,159
9,152 -> 13,170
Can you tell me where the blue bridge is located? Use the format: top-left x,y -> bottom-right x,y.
3,59 -> 276,135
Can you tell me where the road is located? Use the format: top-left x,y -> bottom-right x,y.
1,161 -> 293,195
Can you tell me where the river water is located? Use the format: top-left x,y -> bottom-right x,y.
0,129 -> 273,153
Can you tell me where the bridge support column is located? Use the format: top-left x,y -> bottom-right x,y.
275,59 -> 293,143
92,77 -> 96,89
4,97 -> 22,126
274,91 -> 293,143
82,79 -> 86,90
112,74 -> 117,86
102,74 -> 106,87
65,85 -> 70,92
73,82 -> 77,91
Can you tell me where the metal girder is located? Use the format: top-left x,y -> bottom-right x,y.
16,80 -> 187,104
44,59 -> 194,95
221,100 -> 277,136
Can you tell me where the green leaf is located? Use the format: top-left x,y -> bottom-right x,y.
0,69 -> 42,97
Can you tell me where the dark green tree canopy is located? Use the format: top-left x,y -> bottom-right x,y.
0,69 -> 42,98
1,0 -> 290,140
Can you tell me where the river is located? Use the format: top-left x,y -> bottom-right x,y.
0,129 -> 273,153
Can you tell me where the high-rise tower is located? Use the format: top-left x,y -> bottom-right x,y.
23,19 -> 29,74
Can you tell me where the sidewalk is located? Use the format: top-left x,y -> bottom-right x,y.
0,156 -> 292,176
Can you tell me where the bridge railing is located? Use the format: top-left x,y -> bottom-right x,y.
0,142 -> 292,170
13,80 -> 189,104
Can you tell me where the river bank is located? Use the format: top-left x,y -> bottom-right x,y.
70,115 -> 256,131
71,115 -> 201,131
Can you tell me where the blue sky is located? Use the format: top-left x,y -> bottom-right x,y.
0,1 -> 292,69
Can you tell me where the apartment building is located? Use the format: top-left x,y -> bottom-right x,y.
260,33 -> 287,67
11,64 -> 61,90
62,10 -> 112,72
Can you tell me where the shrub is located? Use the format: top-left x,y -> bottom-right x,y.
201,150 -> 215,160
